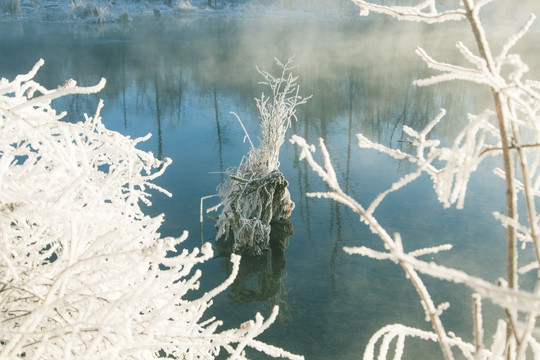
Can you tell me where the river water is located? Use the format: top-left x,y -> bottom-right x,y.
1,7 -> 539,358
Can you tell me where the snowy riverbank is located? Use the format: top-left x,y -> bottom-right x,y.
0,0 -> 358,23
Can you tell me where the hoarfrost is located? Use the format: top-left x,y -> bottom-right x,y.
293,0 -> 540,358
0,59 -> 302,360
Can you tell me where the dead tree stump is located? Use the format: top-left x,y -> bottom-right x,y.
216,170 -> 294,255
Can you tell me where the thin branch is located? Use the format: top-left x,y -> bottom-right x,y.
479,142 -> 540,157
230,111 -> 255,151
350,0 -> 466,23
472,294 -> 484,355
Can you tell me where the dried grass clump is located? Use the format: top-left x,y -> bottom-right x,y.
215,57 -> 309,255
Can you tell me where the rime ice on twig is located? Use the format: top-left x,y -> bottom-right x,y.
0,60 -> 302,360
351,0 -> 466,23
357,109 -> 500,210
363,323 -> 476,360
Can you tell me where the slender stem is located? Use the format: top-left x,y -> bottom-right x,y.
472,294 -> 484,358
493,92 -> 518,293
516,282 -> 540,359
230,111 -> 255,151
507,99 -> 540,360
463,0 -> 518,356
507,100 -> 540,263
479,143 -> 540,157
462,0 -> 517,284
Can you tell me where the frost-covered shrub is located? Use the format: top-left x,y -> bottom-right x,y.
71,0 -> 109,22
0,59 -> 302,360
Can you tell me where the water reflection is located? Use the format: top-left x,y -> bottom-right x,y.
213,87 -> 225,182
217,219 -> 295,324
154,74 -> 164,159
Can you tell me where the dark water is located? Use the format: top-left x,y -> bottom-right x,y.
2,9 -> 539,359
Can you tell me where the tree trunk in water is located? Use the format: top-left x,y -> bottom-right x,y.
216,170 -> 294,255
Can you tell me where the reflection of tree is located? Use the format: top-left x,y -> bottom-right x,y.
329,200 -> 343,296
217,219 -> 295,325
213,87 -> 224,183
10,18 -> 496,142
154,74 -> 163,160
122,53 -> 127,130
291,111 -> 314,247
345,72 -> 356,194
56,93 -> 100,124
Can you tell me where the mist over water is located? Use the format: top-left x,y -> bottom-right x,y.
1,7 -> 539,358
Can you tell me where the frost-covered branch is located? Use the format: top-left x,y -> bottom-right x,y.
292,134 -> 540,358
496,14 -> 537,72
291,135 -> 456,360
358,109 -> 500,210
342,244 -> 540,314
363,323 -> 476,360
0,60 -> 302,360
295,0 -> 540,358
351,0 -> 466,23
